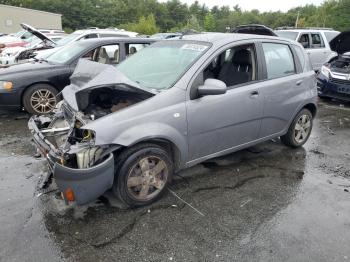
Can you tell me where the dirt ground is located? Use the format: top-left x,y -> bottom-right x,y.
0,99 -> 349,262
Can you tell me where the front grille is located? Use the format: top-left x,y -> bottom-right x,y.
330,77 -> 350,86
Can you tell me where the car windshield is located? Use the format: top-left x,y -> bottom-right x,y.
117,41 -> 210,90
46,41 -> 90,64
275,31 -> 299,40
55,33 -> 81,47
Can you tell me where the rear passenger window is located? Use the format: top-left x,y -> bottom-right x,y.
262,43 -> 296,79
324,31 -> 339,42
298,34 -> 310,48
311,33 -> 325,48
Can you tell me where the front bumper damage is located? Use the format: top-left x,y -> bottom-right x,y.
28,115 -> 115,205
54,154 -> 114,205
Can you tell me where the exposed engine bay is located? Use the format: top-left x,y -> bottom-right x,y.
81,87 -> 151,119
329,53 -> 350,74
30,85 -> 152,170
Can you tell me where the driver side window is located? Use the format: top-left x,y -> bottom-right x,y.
81,44 -> 120,64
191,44 -> 257,98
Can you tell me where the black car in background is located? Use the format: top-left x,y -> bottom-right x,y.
232,24 -> 277,36
317,31 -> 350,102
0,38 -> 155,114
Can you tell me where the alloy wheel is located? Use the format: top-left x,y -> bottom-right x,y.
127,156 -> 168,201
30,89 -> 57,114
294,114 -> 311,144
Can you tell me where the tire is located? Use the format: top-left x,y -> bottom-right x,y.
281,108 -> 313,148
23,84 -> 59,114
113,143 -> 173,207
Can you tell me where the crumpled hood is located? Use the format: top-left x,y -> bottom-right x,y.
329,31 -> 350,54
62,59 -> 156,111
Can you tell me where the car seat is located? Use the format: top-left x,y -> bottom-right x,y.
218,49 -> 252,86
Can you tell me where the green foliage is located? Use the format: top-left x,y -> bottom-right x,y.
1,0 -> 350,33
204,13 -> 215,32
121,14 -> 159,35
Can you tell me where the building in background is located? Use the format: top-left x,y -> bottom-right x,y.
0,4 -> 62,34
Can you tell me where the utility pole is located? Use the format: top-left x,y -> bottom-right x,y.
295,11 -> 300,28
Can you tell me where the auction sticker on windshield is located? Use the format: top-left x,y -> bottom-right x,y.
181,44 -> 208,52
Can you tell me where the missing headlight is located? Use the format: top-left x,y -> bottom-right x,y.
76,147 -> 103,169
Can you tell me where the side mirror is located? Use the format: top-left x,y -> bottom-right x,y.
197,79 -> 227,96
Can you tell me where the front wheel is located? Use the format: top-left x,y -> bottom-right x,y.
281,109 -> 313,148
113,143 -> 173,207
23,84 -> 59,114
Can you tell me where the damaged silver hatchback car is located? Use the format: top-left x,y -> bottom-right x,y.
29,33 -> 318,207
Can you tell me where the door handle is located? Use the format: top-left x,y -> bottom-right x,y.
296,80 -> 303,86
250,90 -> 259,98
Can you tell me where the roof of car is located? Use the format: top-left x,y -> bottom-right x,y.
77,37 -> 156,45
179,32 -> 290,45
74,29 -> 138,36
276,29 -> 338,32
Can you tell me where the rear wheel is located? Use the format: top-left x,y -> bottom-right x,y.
113,143 -> 173,207
23,84 -> 59,114
281,109 -> 313,148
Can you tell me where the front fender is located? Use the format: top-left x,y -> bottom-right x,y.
111,122 -> 188,167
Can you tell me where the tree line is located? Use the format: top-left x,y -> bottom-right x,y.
1,0 -> 349,34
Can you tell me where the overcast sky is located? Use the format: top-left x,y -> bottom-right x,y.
159,0 -> 325,12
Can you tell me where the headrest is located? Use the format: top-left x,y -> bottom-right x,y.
130,47 -> 137,54
100,48 -> 108,58
233,49 -> 251,65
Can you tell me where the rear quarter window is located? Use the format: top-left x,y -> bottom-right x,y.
292,44 -> 312,72
293,45 -> 306,71
324,31 -> 340,42
262,43 -> 296,79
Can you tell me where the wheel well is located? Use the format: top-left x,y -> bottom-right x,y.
115,139 -> 182,171
303,103 -> 317,117
20,82 -> 58,107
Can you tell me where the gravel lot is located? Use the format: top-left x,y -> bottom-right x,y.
0,100 -> 349,262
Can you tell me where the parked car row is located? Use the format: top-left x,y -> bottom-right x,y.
26,32 -> 317,207
0,24 -> 66,65
0,23 -> 139,65
35,27 -> 139,60
0,37 -> 155,113
0,25 -> 64,50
